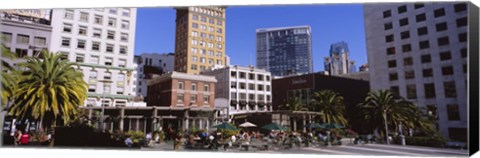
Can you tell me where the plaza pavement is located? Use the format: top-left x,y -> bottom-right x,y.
141,141 -> 469,157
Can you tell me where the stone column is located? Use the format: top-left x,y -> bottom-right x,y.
302,115 -> 307,133
279,114 -> 283,126
183,110 -> 189,131
199,119 -> 203,130
293,118 -> 297,131
136,118 -> 140,131
88,108 -> 93,125
206,119 -> 210,133
152,109 -> 158,132
119,108 -> 125,131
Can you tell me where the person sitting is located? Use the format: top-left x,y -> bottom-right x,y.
125,137 -> 133,148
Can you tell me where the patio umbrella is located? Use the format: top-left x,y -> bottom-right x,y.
305,123 -> 323,129
261,123 -> 288,131
239,122 -> 257,128
319,123 -> 345,129
211,122 -> 238,130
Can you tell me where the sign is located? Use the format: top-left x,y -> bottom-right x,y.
2,9 -> 51,20
292,79 -> 307,84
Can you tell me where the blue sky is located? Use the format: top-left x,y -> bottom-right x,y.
134,4 -> 367,72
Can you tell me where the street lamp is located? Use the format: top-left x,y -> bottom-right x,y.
99,79 -> 113,132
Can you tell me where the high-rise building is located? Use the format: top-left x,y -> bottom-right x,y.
1,10 -> 52,66
174,7 -> 227,74
134,53 -> 175,99
324,41 -> 356,76
364,3 -> 468,142
49,8 -> 137,107
256,26 -> 313,77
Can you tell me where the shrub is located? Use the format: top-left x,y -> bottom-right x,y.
403,135 -> 445,147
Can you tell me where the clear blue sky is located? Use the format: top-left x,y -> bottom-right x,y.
134,4 -> 367,72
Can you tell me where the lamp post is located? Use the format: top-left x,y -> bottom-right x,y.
383,109 -> 390,145
99,79 -> 113,132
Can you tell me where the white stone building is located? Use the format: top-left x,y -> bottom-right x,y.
202,65 -> 273,118
134,53 -> 175,99
364,3 -> 468,142
48,8 -> 137,108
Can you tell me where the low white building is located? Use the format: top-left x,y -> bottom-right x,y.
202,65 -> 273,118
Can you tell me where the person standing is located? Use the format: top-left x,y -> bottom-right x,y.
20,132 -> 29,145
14,129 -> 22,146
174,133 -> 182,150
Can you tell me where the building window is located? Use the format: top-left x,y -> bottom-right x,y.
191,83 -> 197,91
266,75 -> 270,81
204,84 -> 209,91
447,104 -> 460,120
107,31 -> 115,40
389,73 -> 398,81
402,44 -> 411,53
104,57 -> 113,66
417,27 -> 428,36
240,72 -> 246,79
15,49 -> 28,58
33,37 -> 46,46
434,8 -> 445,17
266,85 -> 271,91
92,42 -> 100,51
384,22 -> 393,30
216,28 -> 223,33
191,40 -> 198,45
80,12 -> 89,22
94,15 -> 103,24
209,18 -> 215,24
436,22 -> 448,32
463,64 -> 467,73
461,48 -> 467,58
416,13 -> 426,22
192,15 -> 198,20
208,26 -> 214,32
121,20 -> 130,29
63,23 -> 72,33
231,71 -> 237,77
458,32 -> 467,42
1,32 -> 12,43
16,34 -> 29,45
383,10 -> 391,18
76,53 -> 85,63
423,69 -> 433,77
414,3 -> 424,9
424,83 -> 436,98
419,40 -> 430,49
442,66 -> 454,76
217,36 -> 222,42
191,94 -> 197,103
118,59 -> 126,67
177,94 -> 184,102
440,51 -> 452,61
90,56 -> 99,64
88,84 -> 96,92
89,71 -> 97,80
93,28 -> 102,38
257,74 -> 264,81
64,10 -> 74,19
200,16 -> 207,22
421,55 -> 431,63
258,95 -> 265,102
406,84 -> 417,99
390,86 -> 400,96
122,8 -> 131,17
397,5 -> 407,14
248,94 -> 255,100
108,18 -> 116,27
109,9 -> 118,14
200,57 -> 205,63
230,82 -> 237,88
119,46 -> 127,55
399,18 -> 408,26
203,95 -> 210,103
77,40 -> 86,49
191,64 -> 197,70
437,36 -> 450,46
248,73 -> 255,80
106,44 -> 114,53
178,82 -> 184,89
192,23 -> 198,28
217,20 -> 223,26
385,34 -> 394,43
400,31 -> 410,39
444,81 -> 457,98
78,26 -> 87,36
388,60 -> 397,68
230,92 -> 237,100
240,82 -> 246,89
121,33 -> 129,42
248,83 -> 255,90
404,57 -> 413,66
61,37 -> 70,47
456,17 -> 467,27
405,70 -> 415,79
454,3 -> 467,12
201,25 -> 206,30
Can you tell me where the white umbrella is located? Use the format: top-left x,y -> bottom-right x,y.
239,122 -> 257,128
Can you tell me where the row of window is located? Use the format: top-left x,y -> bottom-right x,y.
230,71 -> 271,81
74,53 -> 127,67
390,80 -> 459,100
191,39 -> 222,49
177,82 -> 210,91
386,29 -> 467,45
231,82 -> 271,92
387,48 -> 467,68
190,58 -> 222,65
231,92 -> 272,102
177,93 -> 210,104
388,64 -> 466,81
189,7 -> 224,19
61,37 -> 128,55
88,82 -> 126,95
1,33 -> 47,47
62,23 -> 130,42
383,3 -> 467,18
190,48 -> 223,57
191,31 -> 223,41
192,22 -> 223,33
64,8 -> 131,21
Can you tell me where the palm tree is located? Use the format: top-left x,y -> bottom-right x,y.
358,90 -> 430,141
310,90 -> 348,126
8,50 -> 88,145
1,43 -> 17,106
281,97 -> 308,111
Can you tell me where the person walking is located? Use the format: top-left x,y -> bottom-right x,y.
174,133 -> 182,150
14,129 -> 22,146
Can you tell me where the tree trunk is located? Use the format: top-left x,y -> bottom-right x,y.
49,120 -> 56,147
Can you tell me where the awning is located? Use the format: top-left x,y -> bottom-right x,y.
248,101 -> 256,106
230,100 -> 238,105
258,102 -> 266,106
239,101 -> 247,106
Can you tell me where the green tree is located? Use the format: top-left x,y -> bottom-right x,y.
310,90 -> 348,126
281,97 -> 308,111
8,50 -> 88,145
1,43 -> 18,106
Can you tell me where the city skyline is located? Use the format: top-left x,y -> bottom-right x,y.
134,4 -> 367,72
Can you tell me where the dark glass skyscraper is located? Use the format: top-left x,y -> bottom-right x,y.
256,26 -> 313,77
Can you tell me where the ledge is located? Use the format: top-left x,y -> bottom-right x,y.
78,63 -> 134,71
